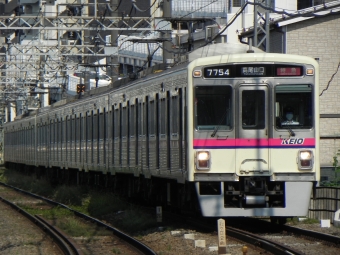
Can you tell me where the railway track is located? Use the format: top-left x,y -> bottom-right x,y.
0,196 -> 80,255
0,181 -> 157,255
2,178 -> 340,255
215,217 -> 340,255
160,211 -> 340,255
233,217 -> 340,246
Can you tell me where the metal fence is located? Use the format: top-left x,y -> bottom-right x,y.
308,187 -> 340,223
172,0 -> 227,18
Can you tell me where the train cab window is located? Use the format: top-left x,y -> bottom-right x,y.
194,86 -> 232,131
275,85 -> 313,129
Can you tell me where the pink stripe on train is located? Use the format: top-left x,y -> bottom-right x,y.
193,138 -> 315,148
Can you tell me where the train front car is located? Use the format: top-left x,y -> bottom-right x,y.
187,53 -> 319,218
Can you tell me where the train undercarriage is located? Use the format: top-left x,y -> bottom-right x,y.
4,163 -> 313,223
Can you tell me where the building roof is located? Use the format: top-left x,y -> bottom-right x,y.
240,0 -> 340,37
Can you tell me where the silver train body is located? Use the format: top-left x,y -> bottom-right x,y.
3,43 -> 320,217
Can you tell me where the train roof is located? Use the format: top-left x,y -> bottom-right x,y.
9,43 -> 269,122
188,42 -> 263,62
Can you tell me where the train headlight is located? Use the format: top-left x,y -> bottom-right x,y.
193,70 -> 202,77
196,150 -> 210,170
298,150 -> 313,170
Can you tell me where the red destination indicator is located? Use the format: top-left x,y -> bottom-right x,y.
276,67 -> 302,76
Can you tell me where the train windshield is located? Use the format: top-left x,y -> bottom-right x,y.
194,86 -> 232,131
275,84 -> 313,129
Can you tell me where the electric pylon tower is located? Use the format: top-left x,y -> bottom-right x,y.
253,0 -> 271,52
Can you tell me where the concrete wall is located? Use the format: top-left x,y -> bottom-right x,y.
283,15 -> 340,167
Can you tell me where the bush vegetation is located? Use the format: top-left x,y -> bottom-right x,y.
321,152 -> 340,187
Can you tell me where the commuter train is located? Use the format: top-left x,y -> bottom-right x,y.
3,43 -> 320,221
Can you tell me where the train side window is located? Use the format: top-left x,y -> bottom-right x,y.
123,106 -> 128,138
44,124 -> 47,145
149,100 -> 155,135
114,108 -> 120,139
50,120 -> 54,145
130,104 -> 135,137
172,95 -> 179,134
93,113 -> 98,141
138,101 -> 143,136
160,98 -> 166,135
99,112 -> 104,140
144,99 -> 149,167
67,117 -> 71,141
64,118 -> 67,142
71,117 -> 75,142
58,120 -> 61,144
275,85 -> 313,129
45,123 -> 47,144
86,114 -> 92,141
76,117 -> 80,141
104,110 -> 107,140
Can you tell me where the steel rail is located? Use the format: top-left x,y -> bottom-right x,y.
226,226 -> 302,255
280,224 -> 340,245
248,218 -> 340,246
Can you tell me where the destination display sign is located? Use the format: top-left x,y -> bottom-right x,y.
203,64 -> 303,78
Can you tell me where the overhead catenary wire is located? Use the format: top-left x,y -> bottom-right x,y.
131,0 -> 158,13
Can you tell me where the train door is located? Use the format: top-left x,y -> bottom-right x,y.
236,85 -> 269,175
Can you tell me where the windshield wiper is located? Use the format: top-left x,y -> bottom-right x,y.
278,116 -> 295,137
285,125 -> 295,137
211,108 -> 229,137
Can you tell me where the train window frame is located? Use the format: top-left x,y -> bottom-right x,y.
194,85 -> 233,131
275,84 -> 314,130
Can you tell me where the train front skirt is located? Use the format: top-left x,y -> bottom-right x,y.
196,182 -> 312,217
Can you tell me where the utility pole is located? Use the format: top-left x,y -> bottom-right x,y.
162,0 -> 173,68
39,1 -> 48,107
107,0 -> 119,80
82,0 -> 91,92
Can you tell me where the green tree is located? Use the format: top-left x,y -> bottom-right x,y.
330,152 -> 340,186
